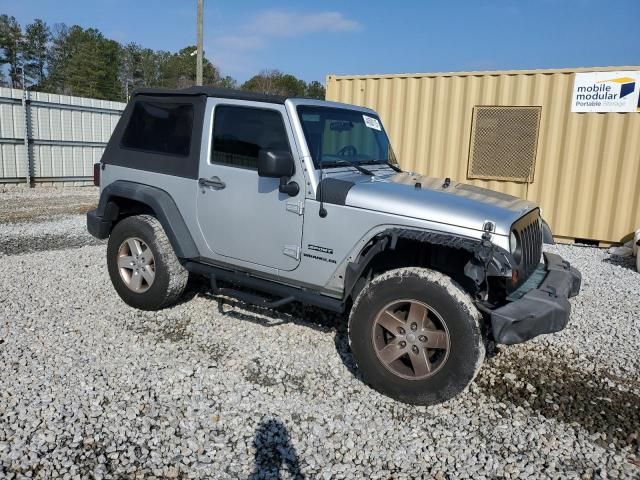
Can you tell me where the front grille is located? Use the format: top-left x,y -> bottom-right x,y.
513,210 -> 543,282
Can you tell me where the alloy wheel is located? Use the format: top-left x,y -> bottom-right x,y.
372,299 -> 450,380
117,237 -> 156,293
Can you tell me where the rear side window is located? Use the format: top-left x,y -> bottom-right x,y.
212,105 -> 290,169
121,101 -> 194,156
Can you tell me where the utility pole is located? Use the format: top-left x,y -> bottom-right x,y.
196,0 -> 204,86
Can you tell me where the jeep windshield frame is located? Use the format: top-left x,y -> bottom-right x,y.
296,105 -> 397,169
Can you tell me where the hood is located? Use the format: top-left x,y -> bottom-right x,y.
342,170 -> 537,235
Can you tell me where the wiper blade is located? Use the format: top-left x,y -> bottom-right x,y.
386,162 -> 402,172
358,159 -> 403,172
320,159 -> 374,176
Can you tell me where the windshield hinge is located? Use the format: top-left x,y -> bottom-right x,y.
283,245 -> 301,260
286,201 -> 304,215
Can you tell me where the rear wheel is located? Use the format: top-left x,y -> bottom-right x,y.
349,267 -> 485,405
107,215 -> 188,310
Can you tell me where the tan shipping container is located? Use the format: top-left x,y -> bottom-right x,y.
326,66 -> 640,244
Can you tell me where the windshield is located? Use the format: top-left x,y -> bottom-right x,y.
297,106 -> 397,168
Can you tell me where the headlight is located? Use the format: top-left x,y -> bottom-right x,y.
510,230 -> 522,262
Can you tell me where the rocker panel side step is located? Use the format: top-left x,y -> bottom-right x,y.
214,285 -> 295,309
183,261 -> 345,313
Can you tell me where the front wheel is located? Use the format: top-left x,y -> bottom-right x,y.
349,267 -> 485,405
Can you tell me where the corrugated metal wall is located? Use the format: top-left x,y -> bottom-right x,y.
326,66 -> 640,243
0,87 -> 125,186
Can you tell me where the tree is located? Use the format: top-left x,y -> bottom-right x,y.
2,15 -> 252,98
46,25 -> 121,100
45,23 -> 71,94
140,48 -> 168,88
276,73 -> 307,96
242,69 -> 306,96
217,75 -> 237,89
160,45 -> 219,88
305,80 -> 325,100
0,14 -> 23,88
241,70 -> 324,97
119,42 -> 144,98
23,18 -> 50,87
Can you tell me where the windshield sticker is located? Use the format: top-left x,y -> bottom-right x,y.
363,115 -> 381,131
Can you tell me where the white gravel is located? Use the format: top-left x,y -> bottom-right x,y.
0,207 -> 639,479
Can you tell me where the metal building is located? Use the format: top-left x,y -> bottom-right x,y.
326,66 -> 640,244
0,87 -> 125,186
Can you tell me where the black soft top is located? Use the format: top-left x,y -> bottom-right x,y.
133,86 -> 287,104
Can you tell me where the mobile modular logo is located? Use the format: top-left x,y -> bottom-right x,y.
603,77 -> 637,99
575,77 -> 635,101
571,70 -> 640,113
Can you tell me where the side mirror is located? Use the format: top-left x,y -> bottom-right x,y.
258,150 -> 294,178
257,149 -> 299,197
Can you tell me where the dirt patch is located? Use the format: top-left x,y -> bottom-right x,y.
0,233 -> 103,256
0,187 -> 98,223
476,344 -> 640,447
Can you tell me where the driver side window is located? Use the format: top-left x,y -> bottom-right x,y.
211,105 -> 290,169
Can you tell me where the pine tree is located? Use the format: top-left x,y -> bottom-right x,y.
0,14 -> 23,88
46,25 -> 121,100
23,19 -> 50,87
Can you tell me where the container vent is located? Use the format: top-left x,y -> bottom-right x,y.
468,106 -> 541,182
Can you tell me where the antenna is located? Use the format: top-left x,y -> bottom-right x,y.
318,163 -> 327,218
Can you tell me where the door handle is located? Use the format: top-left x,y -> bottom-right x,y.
199,176 -> 226,190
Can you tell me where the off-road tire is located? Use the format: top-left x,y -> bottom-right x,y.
349,267 -> 485,405
107,215 -> 188,310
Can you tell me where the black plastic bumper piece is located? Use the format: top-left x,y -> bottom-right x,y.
86,209 -> 111,239
491,252 -> 582,345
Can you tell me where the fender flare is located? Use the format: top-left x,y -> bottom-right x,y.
343,227 -> 515,298
542,219 -> 555,245
95,180 -> 199,259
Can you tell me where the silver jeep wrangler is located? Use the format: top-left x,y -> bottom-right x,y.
87,87 -> 581,405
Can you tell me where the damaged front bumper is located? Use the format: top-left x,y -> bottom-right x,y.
490,252 -> 582,345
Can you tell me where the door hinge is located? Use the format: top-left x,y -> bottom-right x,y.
283,245 -> 301,260
286,201 -> 304,215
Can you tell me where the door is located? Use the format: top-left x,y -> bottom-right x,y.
196,100 -> 305,271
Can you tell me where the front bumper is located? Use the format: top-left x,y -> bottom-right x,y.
490,252 -> 581,345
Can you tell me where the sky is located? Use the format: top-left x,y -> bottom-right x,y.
1,0 -> 639,83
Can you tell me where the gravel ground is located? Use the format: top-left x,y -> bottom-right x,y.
0,215 -> 103,256
0,187 -> 98,223
0,192 -> 639,479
